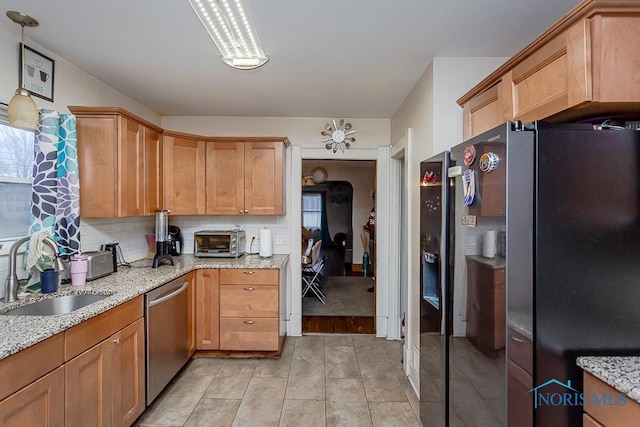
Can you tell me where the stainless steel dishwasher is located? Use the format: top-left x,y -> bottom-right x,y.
145,276 -> 190,405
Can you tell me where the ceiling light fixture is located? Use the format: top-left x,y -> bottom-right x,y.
187,0 -> 268,70
6,11 -> 40,130
321,119 -> 356,153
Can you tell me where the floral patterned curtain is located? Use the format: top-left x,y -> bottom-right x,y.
28,110 -> 80,255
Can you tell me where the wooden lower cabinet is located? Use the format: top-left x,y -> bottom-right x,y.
0,367 -> 65,427
65,318 -> 145,427
195,268 -> 283,352
111,319 -> 145,426
466,258 -> 506,354
219,318 -> 280,351
508,360 -> 533,427
196,269 -> 220,350
219,269 -> 280,351
187,271 -> 197,357
65,338 -> 112,426
583,371 -> 640,427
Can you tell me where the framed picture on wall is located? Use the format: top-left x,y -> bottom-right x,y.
19,44 -> 55,102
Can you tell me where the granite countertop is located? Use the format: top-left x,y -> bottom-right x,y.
466,255 -> 506,269
577,356 -> 640,404
507,305 -> 532,341
0,254 -> 288,360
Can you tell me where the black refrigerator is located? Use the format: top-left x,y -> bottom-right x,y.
420,121 -> 640,427
419,151 -> 450,426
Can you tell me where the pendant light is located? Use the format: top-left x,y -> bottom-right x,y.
6,11 -> 40,131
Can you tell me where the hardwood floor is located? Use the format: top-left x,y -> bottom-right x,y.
302,244 -> 375,334
302,315 -> 375,334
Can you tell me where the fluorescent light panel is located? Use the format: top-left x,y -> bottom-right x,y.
188,0 -> 268,70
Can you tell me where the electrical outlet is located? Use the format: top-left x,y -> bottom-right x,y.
275,234 -> 287,246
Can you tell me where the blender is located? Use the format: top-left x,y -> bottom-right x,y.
152,210 -> 174,268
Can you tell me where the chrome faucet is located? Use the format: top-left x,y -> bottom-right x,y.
3,236 -> 67,303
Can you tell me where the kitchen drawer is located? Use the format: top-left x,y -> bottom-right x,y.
220,284 -> 278,318
508,327 -> 533,375
583,371 -> 640,427
0,333 -> 64,401
219,318 -> 279,351
64,296 -> 143,361
220,269 -> 278,285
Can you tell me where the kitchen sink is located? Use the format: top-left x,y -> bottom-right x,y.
2,294 -> 110,316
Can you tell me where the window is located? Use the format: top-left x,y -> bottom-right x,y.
302,193 -> 322,231
0,118 -> 33,240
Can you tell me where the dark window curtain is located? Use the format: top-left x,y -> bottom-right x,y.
320,192 -> 332,246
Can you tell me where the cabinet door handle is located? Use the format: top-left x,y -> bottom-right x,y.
243,271 -> 255,275
243,287 -> 255,291
244,209 -> 248,213
113,338 -> 121,344
511,336 -> 524,343
239,209 -> 243,214
243,320 -> 255,325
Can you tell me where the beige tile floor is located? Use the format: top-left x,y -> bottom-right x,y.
136,335 -> 422,427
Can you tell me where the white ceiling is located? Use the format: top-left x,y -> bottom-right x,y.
2,0 -> 581,119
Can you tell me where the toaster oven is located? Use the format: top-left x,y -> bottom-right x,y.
194,230 -> 246,258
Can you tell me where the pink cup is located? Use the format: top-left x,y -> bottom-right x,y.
69,254 -> 88,286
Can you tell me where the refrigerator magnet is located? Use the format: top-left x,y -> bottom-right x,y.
463,169 -> 476,206
463,145 -> 476,166
479,152 -> 499,172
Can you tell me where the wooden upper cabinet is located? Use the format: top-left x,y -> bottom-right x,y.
143,127 -> 163,215
509,19 -> 591,123
74,113 -> 118,217
245,142 -> 285,215
163,133 -> 206,215
119,117 -> 144,217
206,139 -> 287,216
462,76 -> 513,141
70,106 -> 164,217
72,106 -> 288,217
206,142 -> 245,215
458,1 -> 640,140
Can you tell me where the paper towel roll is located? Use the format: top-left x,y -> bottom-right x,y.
483,230 -> 496,259
259,228 -> 273,258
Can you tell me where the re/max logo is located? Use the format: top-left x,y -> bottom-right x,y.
529,379 -> 628,409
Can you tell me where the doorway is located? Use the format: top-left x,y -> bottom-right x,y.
301,159 -> 376,333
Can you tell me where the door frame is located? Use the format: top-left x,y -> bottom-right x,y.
290,147 -> 393,337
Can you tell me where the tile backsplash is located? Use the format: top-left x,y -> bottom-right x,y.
0,215 -> 291,298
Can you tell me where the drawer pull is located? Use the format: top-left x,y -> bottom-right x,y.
243,320 -> 255,325
511,336 -> 524,343
244,287 -> 255,291
243,271 -> 255,275
113,338 -> 121,344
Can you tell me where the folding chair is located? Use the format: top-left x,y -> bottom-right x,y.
302,240 -> 326,304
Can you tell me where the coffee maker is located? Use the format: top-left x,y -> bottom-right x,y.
167,225 -> 183,256
152,210 -> 174,268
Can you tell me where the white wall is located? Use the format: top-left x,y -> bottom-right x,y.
431,57 -> 509,153
0,20 -> 160,123
389,56 -> 508,394
161,116 -> 389,148
0,20 -> 161,296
